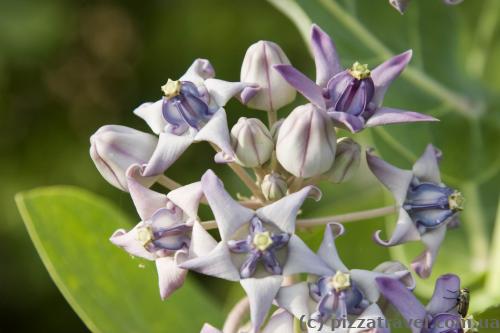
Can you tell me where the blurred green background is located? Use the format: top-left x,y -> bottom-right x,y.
2,0 -> 499,332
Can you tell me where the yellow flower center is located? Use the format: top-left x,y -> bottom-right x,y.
161,79 -> 182,99
252,231 -> 273,251
349,62 -> 371,80
449,191 -> 465,211
329,271 -> 351,292
136,226 -> 153,246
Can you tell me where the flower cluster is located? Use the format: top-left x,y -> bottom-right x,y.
90,24 -> 468,333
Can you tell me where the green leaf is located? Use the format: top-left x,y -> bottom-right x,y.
15,186 -> 223,333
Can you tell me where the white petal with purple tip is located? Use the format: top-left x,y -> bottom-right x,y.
166,181 -> 203,220
156,256 -> 187,300
180,58 -> 215,85
109,223 -> 156,261
365,107 -> 438,128
311,24 -> 342,87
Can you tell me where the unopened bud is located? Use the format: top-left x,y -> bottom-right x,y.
323,137 -> 360,183
231,117 -> 274,167
261,172 -> 288,201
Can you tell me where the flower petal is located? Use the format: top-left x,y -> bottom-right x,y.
133,100 -> 166,135
262,309 -> 294,333
109,223 -> 156,260
426,274 -> 461,315
375,277 -> 426,333
365,107 -> 438,128
141,131 -> 195,177
200,323 -> 221,333
373,208 -> 421,247
371,50 -> 413,106
283,235 -> 333,276
257,186 -> 321,234
429,313 -> 462,333
317,223 -> 349,272
179,242 -> 240,281
188,221 -> 218,259
276,282 -> 312,319
166,181 -> 204,220
204,79 -> 247,108
155,256 -> 187,300
126,164 -> 168,220
373,261 -> 416,290
194,108 -> 235,162
201,170 -> 254,241
366,149 -> 414,205
273,64 -> 326,109
349,303 -> 389,333
411,225 -> 447,278
327,110 -> 365,133
240,85 -> 261,104
180,58 -> 215,85
240,275 -> 284,333
311,24 -> 342,87
412,144 -> 442,184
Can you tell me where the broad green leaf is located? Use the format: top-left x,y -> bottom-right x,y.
15,186 -> 223,333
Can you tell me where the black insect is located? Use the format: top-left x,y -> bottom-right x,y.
445,288 -> 470,317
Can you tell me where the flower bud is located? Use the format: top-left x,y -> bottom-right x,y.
90,125 -> 158,191
261,172 -> 288,201
323,137 -> 361,183
240,41 -> 296,112
276,104 -> 336,178
231,117 -> 274,167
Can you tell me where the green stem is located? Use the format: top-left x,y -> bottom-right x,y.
157,175 -> 182,190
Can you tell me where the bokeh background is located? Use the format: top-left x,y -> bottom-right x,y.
1,0 -> 499,332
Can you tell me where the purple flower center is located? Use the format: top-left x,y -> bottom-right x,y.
227,217 -> 290,278
138,223 -> 191,254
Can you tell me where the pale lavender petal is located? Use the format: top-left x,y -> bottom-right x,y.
373,208 -> 421,246
256,185 -> 321,234
126,164 -> 168,220
194,108 -> 235,162
201,170 -> 254,241
179,242 -> 240,281
349,304 -> 389,333
204,79 -> 247,108
327,110 -> 365,133
109,223 -> 156,260
273,64 -> 326,109
240,85 -> 261,104
412,144 -> 442,184
311,24 -> 341,87
188,221 -> 218,259
276,282 -> 312,319
141,131 -> 194,177
429,313 -> 462,333
317,223 -> 349,272
426,274 -> 461,315
350,269 -> 385,303
155,256 -> 187,300
283,235 -> 333,276
133,100 -> 166,135
179,58 -> 215,85
166,181 -> 203,220
200,323 -> 221,333
375,277 -> 426,333
240,275 -> 284,333
371,50 -> 413,106
150,208 -> 183,230
365,107 -> 438,128
373,261 -> 416,290
262,309 -> 294,333
411,226 -> 447,279
366,150 -> 414,204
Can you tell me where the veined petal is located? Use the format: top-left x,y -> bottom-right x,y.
240,275 -> 284,333
109,223 -> 156,260
141,131 -> 195,177
194,108 -> 235,162
374,208 -> 421,247
262,309 -> 294,333
327,110 -> 365,133
371,50 -> 413,106
180,58 -> 215,86
426,274 -> 461,315
412,144 -> 442,184
166,181 -> 203,220
349,304 -> 389,333
283,235 -> 333,276
155,256 -> 187,300
375,277 -> 426,333
317,223 -> 349,272
276,282 -> 312,320
133,100 -> 166,135
257,186 -> 321,234
204,78 -> 247,108
311,24 -> 341,87
273,64 -> 326,109
366,150 -> 414,205
126,164 -> 168,220
201,170 -> 254,241
411,226 -> 447,278
365,107 -> 438,128
179,242 -> 240,281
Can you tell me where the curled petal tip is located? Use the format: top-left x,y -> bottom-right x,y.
305,185 -> 322,201
240,85 -> 261,104
373,230 -> 391,247
214,151 -> 235,164
326,222 -> 345,238
109,229 -> 126,243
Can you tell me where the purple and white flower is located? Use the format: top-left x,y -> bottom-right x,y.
367,144 -> 464,278
133,59 -> 248,178
274,24 -> 437,133
180,170 -> 331,332
109,164 -> 208,299
277,223 -> 414,333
